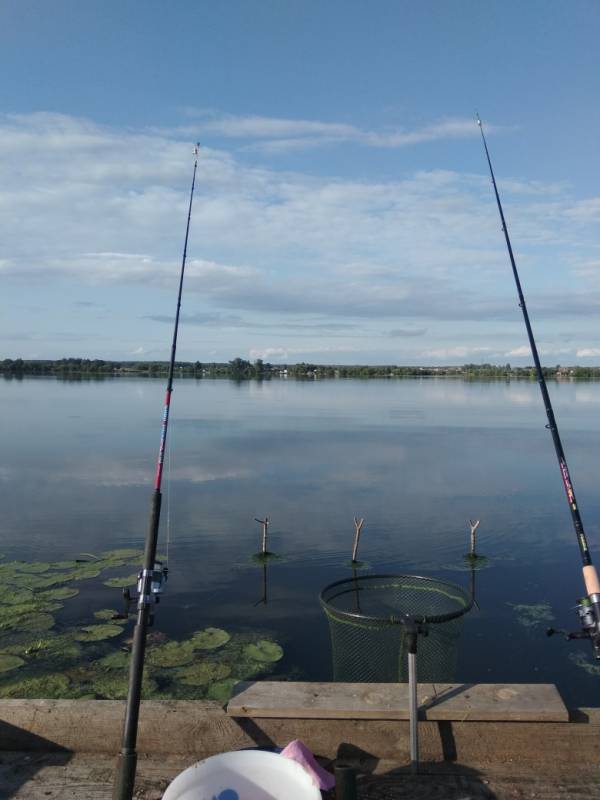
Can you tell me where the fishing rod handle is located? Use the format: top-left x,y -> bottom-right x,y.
584,565 -> 600,596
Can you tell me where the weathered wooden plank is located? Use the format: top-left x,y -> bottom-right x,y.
227,682 -> 569,722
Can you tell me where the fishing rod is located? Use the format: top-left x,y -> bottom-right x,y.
113,143 -> 200,800
476,115 -> 600,658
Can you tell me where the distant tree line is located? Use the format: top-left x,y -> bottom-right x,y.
2,358 -> 600,381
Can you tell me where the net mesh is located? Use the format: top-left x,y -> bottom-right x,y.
320,574 -> 472,683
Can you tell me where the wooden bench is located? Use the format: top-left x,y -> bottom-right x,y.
227,682 -> 569,722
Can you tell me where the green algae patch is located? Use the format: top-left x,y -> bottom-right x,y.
190,627 -> 230,650
569,651 -> 600,676
101,548 -> 144,562
48,560 -> 79,570
207,678 -> 238,705
0,654 -> 25,673
97,650 -> 130,669
103,574 -> 139,588
0,673 -> 71,699
90,672 -> 157,700
177,661 -> 231,686
4,588 -> 35,605
4,612 -> 56,634
509,602 -> 554,628
73,624 -> 123,642
243,640 -> 283,663
147,641 -> 194,668
27,635 -> 82,662
38,587 -> 79,602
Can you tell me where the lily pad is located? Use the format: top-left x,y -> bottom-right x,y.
73,624 -> 123,642
147,641 -> 194,668
190,628 -> 230,650
0,673 -> 71,699
13,562 -> 51,574
207,678 -> 238,704
243,640 -> 283,663
177,661 -> 231,686
103,574 -> 139,588
69,565 -> 103,581
94,609 -> 126,623
0,654 -> 25,673
230,658 -> 272,682
49,560 -> 79,570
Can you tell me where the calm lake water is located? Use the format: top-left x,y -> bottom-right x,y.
2,375 -> 600,705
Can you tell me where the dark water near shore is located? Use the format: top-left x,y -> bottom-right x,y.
2,375 -> 600,705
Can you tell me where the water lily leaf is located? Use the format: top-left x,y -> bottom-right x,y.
0,654 -> 25,673
0,673 -> 71,699
230,658 -> 272,682
176,661 -> 231,686
190,628 -> 230,650
94,609 -> 126,623
69,565 -> 103,581
147,641 -> 194,668
243,640 -> 283,663
13,562 -> 51,574
73,624 -> 123,642
103,574 -> 139,588
207,678 -> 238,704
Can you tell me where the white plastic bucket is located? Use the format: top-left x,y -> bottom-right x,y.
161,750 -> 323,800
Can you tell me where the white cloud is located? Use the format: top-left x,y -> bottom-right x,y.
505,346 -> 531,358
577,348 -> 600,358
249,347 -> 289,361
420,346 -> 493,360
188,112 -> 493,153
2,111 -> 600,362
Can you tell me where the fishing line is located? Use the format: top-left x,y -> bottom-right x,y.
476,115 -> 600,657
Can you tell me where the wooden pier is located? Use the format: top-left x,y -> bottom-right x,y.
0,683 -> 599,798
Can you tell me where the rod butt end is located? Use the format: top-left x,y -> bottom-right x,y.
112,752 -> 137,800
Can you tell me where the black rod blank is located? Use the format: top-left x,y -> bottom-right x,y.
112,144 -> 200,800
476,116 -> 600,636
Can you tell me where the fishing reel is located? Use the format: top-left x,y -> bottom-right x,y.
547,597 -> 600,659
118,561 -> 169,623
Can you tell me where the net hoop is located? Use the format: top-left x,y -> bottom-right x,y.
320,573 -> 473,627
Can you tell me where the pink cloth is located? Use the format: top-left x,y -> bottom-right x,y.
280,739 -> 336,791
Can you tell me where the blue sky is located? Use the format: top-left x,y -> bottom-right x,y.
2,0 -> 600,364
